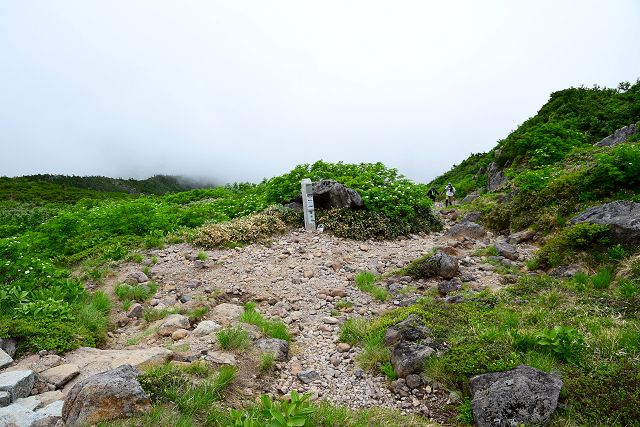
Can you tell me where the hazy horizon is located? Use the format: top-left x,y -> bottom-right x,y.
1,1 -> 639,185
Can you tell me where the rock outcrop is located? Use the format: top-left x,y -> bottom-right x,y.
487,162 -> 507,191
292,179 -> 363,210
594,123 -> 638,147
570,201 -> 640,243
470,365 -> 562,427
62,365 -> 151,427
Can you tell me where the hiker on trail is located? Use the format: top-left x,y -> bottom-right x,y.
427,186 -> 438,202
443,182 -> 456,207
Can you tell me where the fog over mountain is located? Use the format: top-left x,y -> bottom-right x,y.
1,1 -> 639,184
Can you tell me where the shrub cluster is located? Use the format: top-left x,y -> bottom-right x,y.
192,206 -> 299,248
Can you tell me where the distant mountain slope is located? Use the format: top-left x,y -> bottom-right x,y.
0,174 -> 216,203
429,81 -> 640,200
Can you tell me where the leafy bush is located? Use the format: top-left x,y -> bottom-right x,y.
535,223 -> 610,268
317,205 -> 442,241
232,391 -> 314,427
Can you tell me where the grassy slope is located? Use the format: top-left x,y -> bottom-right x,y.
415,81 -> 640,426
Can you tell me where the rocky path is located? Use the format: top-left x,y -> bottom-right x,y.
1,213 -> 538,426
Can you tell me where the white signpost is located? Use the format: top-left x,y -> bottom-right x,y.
301,179 -> 316,231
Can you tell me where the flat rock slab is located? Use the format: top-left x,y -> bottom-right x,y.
204,351 -> 236,366
0,400 -> 63,427
59,347 -> 172,393
211,303 -> 244,324
39,363 -> 80,389
0,370 -> 35,402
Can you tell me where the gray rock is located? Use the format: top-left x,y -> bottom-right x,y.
0,348 -> 13,369
487,162 -> 507,191
507,230 -> 536,244
438,278 -> 462,296
595,123 -> 638,147
158,314 -> 191,337
570,201 -> 640,243
0,391 -> 9,407
384,314 -> 431,346
125,271 -> 149,284
406,374 -> 422,389
211,303 -> 244,323
391,342 -> 434,378
462,190 -> 481,203
495,242 -> 518,261
62,365 -> 151,427
470,365 -> 562,427
126,303 -> 143,318
204,351 -> 236,366
297,180 -> 363,210
549,264 -> 584,278
39,364 -> 80,390
192,320 -> 222,337
0,370 -> 35,402
255,339 -> 289,362
445,221 -> 487,240
461,211 -> 482,223
0,338 -> 17,358
414,251 -> 459,279
297,370 -> 320,384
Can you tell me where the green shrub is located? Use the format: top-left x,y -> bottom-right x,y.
536,223 -> 610,268
216,326 -> 251,350
354,271 -> 389,301
259,353 -> 275,374
114,282 -> 157,302
379,361 -> 398,380
591,268 -> 614,290
193,206 -> 296,248
240,302 -> 290,341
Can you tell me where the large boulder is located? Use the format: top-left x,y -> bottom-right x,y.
487,162 -> 507,192
391,342 -> 434,378
414,251 -> 459,279
62,365 -> 151,427
445,221 -> 487,240
293,179 -> 363,210
570,201 -> 640,243
595,123 -> 638,147
384,314 -> 431,346
470,365 -> 562,427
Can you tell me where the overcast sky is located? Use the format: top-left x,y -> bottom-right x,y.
1,1 -> 639,184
